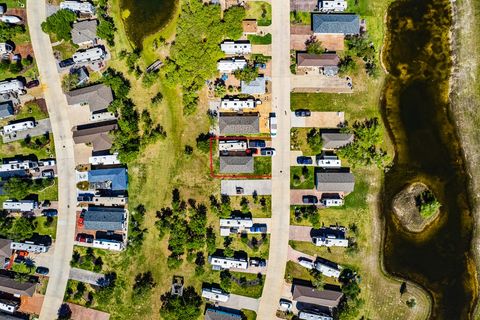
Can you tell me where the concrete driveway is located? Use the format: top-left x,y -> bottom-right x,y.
221,179 -> 272,196
219,294 -> 259,312
2,118 -> 52,143
290,111 -> 345,128
290,189 -> 323,206
289,225 -> 313,242
290,151 -> 315,166
69,268 -> 105,286
291,75 -> 352,93
288,245 -> 315,262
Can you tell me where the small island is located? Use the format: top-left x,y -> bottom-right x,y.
392,182 -> 441,232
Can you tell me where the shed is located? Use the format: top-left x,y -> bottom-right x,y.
0,101 -> 14,119
312,14 -> 360,35
219,156 -> 254,173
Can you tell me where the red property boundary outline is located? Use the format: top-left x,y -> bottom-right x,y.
209,136 -> 272,179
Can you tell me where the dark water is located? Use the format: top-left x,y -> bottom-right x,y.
120,0 -> 177,48
381,0 -> 478,319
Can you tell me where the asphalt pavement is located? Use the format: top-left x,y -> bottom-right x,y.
27,1 -> 78,319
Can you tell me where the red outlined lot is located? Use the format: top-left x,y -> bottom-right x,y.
210,136 -> 272,179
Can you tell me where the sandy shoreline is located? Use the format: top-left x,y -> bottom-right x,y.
449,0 -> 480,317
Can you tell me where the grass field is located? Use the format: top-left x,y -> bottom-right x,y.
247,33 -> 272,45
254,157 -> 271,175
245,1 -> 271,26
290,11 -> 311,25
290,166 -> 314,189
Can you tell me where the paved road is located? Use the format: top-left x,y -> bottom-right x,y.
256,0 -> 291,317
69,268 -> 105,286
219,294 -> 259,312
27,1 -> 77,319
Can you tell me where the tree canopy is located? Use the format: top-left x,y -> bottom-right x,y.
41,9 -> 77,41
160,287 -> 202,320
0,22 -> 25,42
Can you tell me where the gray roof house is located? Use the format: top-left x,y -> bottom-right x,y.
0,238 -> 11,266
72,120 -> 118,152
241,76 -> 266,95
0,101 -> 14,119
65,84 -> 114,113
316,172 -> 355,193
84,206 -> 126,231
0,274 -> 37,297
312,14 -> 360,35
205,308 -> 242,320
220,156 -> 254,174
292,284 -> 343,309
219,114 -> 260,135
71,20 -> 98,45
321,133 -> 354,150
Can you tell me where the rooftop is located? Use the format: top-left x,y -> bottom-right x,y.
220,156 -> 254,174
88,167 -> 128,191
72,120 -> 118,152
0,274 -> 37,297
205,308 -> 242,320
65,84 -> 113,113
292,284 -> 343,308
84,206 -> 125,231
315,172 -> 355,193
219,114 -> 260,134
297,53 -> 340,67
71,20 -> 97,45
312,14 -> 360,35
321,133 -> 354,149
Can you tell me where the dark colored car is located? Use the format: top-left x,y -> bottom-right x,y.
302,195 -> 318,204
297,156 -> 313,165
249,140 -> 266,148
76,233 -> 94,243
246,148 -> 258,155
295,109 -> 311,117
260,148 -> 276,156
59,58 -> 74,68
42,209 -> 58,217
36,266 -> 49,275
250,258 -> 267,267
42,169 -> 55,178
26,80 -> 40,89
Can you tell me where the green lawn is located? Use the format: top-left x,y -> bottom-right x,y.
254,157 -> 271,175
0,133 -> 55,159
229,272 -> 265,298
38,178 -> 59,201
229,234 -> 270,260
52,40 -> 78,61
290,166 -> 315,189
247,33 -> 272,45
228,195 -> 272,218
34,216 -> 58,240
3,0 -> 26,8
241,309 -> 257,320
290,11 -> 311,25
245,2 -> 271,26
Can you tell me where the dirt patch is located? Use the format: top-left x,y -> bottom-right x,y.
6,8 -> 27,25
392,182 -> 440,233
15,43 -> 35,58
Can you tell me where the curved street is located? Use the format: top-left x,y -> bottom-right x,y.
27,0 -> 77,319
256,0 -> 291,317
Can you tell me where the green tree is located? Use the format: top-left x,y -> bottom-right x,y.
9,217 -> 34,241
160,287 -> 202,320
233,64 -> 259,82
4,178 -> 30,199
62,73 -> 80,92
0,22 -> 25,42
309,269 -> 324,289
338,56 -> 357,75
306,37 -> 324,54
41,9 -> 77,41
97,17 -> 115,45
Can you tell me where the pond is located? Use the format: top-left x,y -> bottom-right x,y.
120,0 -> 177,48
381,0 -> 479,318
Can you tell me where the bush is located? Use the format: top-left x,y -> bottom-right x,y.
97,17 -> 115,45
247,33 -> 272,44
416,190 -> 441,218
41,9 -> 76,41
0,22 -> 25,42
196,133 -> 211,153
233,64 -> 259,82
338,56 -> 357,75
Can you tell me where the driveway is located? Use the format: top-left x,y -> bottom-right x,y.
290,151 -> 315,166
219,294 -> 259,312
289,225 -> 313,242
221,179 -> 272,196
69,268 -> 105,286
291,75 -> 352,93
287,245 -> 315,262
230,266 -> 267,274
28,1 -> 78,319
290,189 -> 323,206
2,118 -> 52,143
252,44 -> 271,56
290,111 -> 345,128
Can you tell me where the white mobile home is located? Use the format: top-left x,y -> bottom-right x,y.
318,0 -> 347,12
0,160 -> 37,172
72,47 -> 106,63
11,241 -> 49,253
60,1 -> 96,14
217,58 -> 247,73
312,226 -> 348,247
201,287 -> 230,302
3,200 -> 38,212
92,239 -> 124,251
209,256 -> 248,270
89,153 -> 120,165
0,300 -> 19,314
0,80 -> 25,95
220,98 -> 257,111
220,41 -> 252,55
316,155 -> 341,168
299,311 -> 333,320
2,120 -> 35,134
314,260 -> 341,278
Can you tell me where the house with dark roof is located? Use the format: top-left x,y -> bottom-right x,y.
312,14 -> 360,35
321,133 -> 354,150
315,172 -> 355,193
220,156 -> 254,174
84,206 -> 126,231
296,53 -> 340,76
0,274 -> 37,297
65,84 -> 113,113
0,101 -> 14,119
0,238 -> 11,267
205,308 -> 242,320
219,114 -> 260,135
292,284 -> 343,309
71,20 -> 98,46
88,168 -> 128,191
72,120 -> 118,152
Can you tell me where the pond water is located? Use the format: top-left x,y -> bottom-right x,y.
381,0 -> 478,318
120,0 -> 177,48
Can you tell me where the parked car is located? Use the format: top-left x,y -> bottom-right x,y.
279,299 -> 292,312
302,195 -> 318,204
42,209 -> 58,217
298,257 -> 314,269
76,233 -> 94,243
59,58 -> 74,68
35,267 -> 49,275
26,80 -> 40,89
250,258 -> 267,267
249,140 -> 266,148
42,169 -> 55,178
260,148 -> 276,156
297,156 -> 313,165
295,109 -> 311,117
246,148 -> 258,155
270,113 -> 277,137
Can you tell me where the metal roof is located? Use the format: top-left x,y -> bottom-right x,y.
321,133 -> 354,149
315,172 -> 355,193
205,308 -> 242,320
84,206 -> 125,231
241,77 -> 266,95
312,14 -> 360,35
219,156 -> 254,173
71,20 -> 97,45
297,53 -> 340,67
219,114 -> 260,134
292,284 -> 343,308
88,168 -> 128,191
65,84 -> 113,112
0,101 -> 14,119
